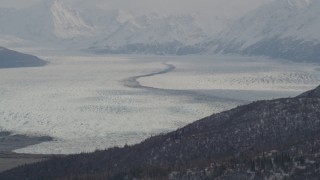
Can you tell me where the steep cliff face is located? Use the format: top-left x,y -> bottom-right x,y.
1,85 -> 320,179
0,0 -> 96,41
49,0 -> 95,39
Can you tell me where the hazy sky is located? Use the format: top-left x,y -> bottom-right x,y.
0,0 -> 38,8
0,0 -> 275,18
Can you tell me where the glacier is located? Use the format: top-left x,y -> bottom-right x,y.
0,0 -> 320,155
0,48 -> 319,154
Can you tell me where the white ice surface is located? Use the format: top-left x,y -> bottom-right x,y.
139,56 -> 320,93
0,53 -> 319,154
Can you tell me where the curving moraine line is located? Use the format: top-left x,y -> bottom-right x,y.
123,63 -> 247,104
123,63 -> 176,89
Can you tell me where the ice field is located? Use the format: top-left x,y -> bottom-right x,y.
0,52 -> 320,154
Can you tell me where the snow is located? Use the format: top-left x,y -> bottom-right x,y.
0,54 -> 227,154
288,0 -> 312,8
212,0 -> 320,50
0,35 -> 29,47
0,51 -> 319,154
139,56 -> 320,93
0,0 -> 209,50
0,0 -> 319,155
0,0 -> 97,42
92,13 -> 208,50
116,9 -> 134,24
50,0 -> 95,39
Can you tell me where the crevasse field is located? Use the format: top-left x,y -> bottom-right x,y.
0,50 -> 319,154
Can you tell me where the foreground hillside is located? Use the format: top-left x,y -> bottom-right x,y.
0,47 -> 46,68
1,85 -> 320,179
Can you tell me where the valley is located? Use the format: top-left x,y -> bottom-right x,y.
0,49 -> 319,155
0,0 -> 319,178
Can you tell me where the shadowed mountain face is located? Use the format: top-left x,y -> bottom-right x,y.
1,86 -> 320,179
0,47 -> 46,68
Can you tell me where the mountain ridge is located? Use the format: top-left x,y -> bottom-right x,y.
90,13 -> 208,55
0,0 -> 209,53
204,0 -> 320,62
0,46 -> 47,68
297,84 -> 320,98
1,0 -> 319,60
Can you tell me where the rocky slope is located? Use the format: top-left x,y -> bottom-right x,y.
1,85 -> 320,179
0,47 -> 46,68
205,0 -> 320,62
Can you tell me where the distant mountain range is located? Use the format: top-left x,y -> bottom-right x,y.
0,47 -> 46,68
205,0 -> 320,62
0,0 -> 319,61
89,14 -> 208,55
0,0 -> 210,53
1,84 -> 320,179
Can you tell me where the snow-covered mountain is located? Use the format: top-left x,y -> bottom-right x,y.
0,0 -> 96,41
0,0 -> 135,44
50,0 -> 95,39
90,14 -> 208,55
0,0 -> 209,54
205,0 -> 320,62
4,0 -> 318,58
78,8 -> 134,35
